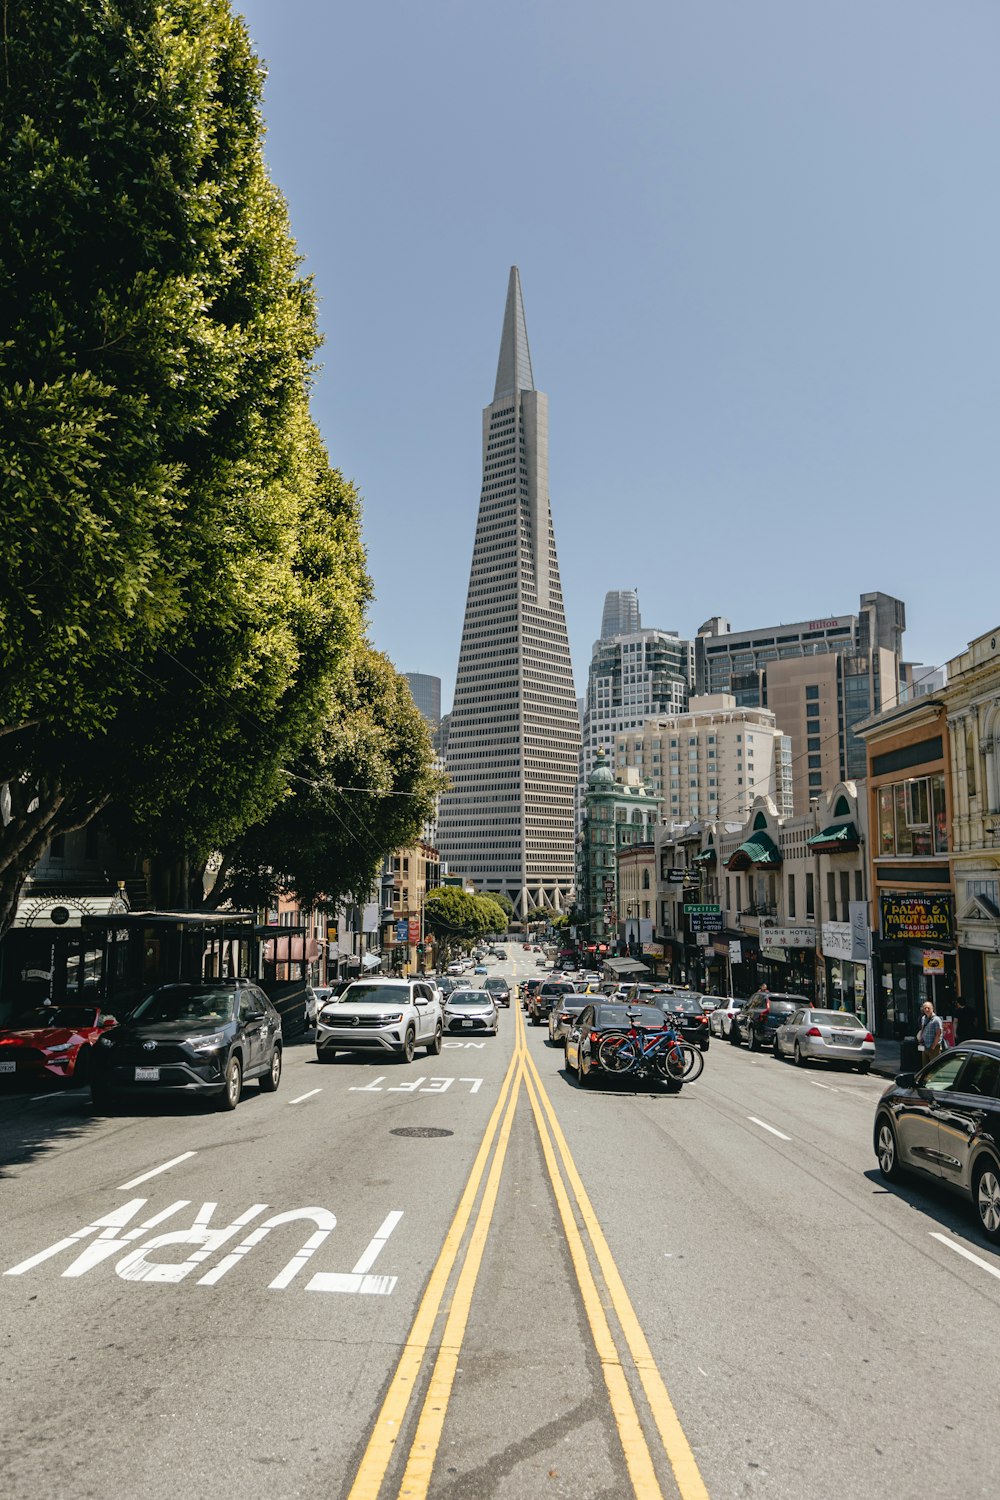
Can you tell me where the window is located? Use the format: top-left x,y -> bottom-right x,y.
877,774 -> 948,856
808,772 -> 822,788
642,869 -> 650,889
808,755 -> 822,769
806,873 -> 815,918
806,685 -> 819,700
827,872 -> 837,921
787,874 -> 796,919
840,871 -> 850,913
808,737 -> 821,752
49,834 -> 66,860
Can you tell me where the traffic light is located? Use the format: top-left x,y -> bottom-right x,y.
416,942 -> 425,955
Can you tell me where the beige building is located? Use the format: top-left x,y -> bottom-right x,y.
615,694 -> 792,827
616,842 -> 657,949
385,841 -> 442,973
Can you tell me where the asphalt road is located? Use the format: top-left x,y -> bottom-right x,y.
2,949 -> 998,1500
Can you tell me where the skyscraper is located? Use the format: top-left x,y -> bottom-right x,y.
403,673 -> 441,734
437,268 -> 579,914
601,589 -> 641,639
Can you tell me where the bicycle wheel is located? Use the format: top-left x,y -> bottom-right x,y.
599,1034 -> 638,1073
655,1040 -> 704,1082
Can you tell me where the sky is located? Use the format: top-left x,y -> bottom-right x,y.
237,0 -> 1000,711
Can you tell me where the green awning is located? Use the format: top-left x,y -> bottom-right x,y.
725,832 -> 782,871
693,848 -> 716,864
807,821 -> 860,850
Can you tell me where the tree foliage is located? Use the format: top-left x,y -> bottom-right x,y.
423,889 -> 508,964
0,1 -> 379,931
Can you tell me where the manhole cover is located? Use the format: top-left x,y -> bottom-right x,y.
390,1126 -> 454,1139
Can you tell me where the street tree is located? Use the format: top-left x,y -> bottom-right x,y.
0,0 -> 369,932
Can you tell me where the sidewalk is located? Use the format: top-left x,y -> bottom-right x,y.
872,1037 -> 902,1080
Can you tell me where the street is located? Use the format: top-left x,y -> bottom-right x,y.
2,951 -> 998,1500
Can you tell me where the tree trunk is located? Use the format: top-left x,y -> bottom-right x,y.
0,777 -> 109,938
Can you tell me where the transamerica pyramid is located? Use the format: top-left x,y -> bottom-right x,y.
437,268 -> 580,916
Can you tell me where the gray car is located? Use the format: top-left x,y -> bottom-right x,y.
548,997 -> 588,1047
773,1007 -> 875,1072
443,989 -> 499,1036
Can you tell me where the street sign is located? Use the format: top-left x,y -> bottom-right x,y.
729,940 -> 742,964
667,869 -> 686,883
922,952 -> 945,974
683,903 -> 721,914
395,919 -> 408,943
688,911 -> 723,933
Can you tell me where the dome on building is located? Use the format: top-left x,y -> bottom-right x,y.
588,749 -> 615,787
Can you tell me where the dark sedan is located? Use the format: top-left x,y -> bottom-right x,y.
548,997 -> 588,1047
565,1002 -> 683,1092
91,979 -> 282,1112
874,1042 -> 1000,1241
661,994 -> 711,1051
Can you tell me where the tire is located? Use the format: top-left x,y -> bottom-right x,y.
729,1025 -> 742,1046
747,1028 -> 759,1053
219,1055 -> 242,1111
875,1115 -> 903,1182
599,1035 -> 637,1073
857,1063 -> 871,1075
794,1042 -> 807,1068
425,1025 -> 442,1057
973,1158 -> 1000,1242
700,1040 -> 710,1053
399,1028 -> 416,1064
576,1053 -> 591,1088
259,1045 -> 282,1092
317,1048 -> 336,1063
655,1043 -> 687,1084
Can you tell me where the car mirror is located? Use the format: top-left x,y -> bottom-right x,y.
100,1015 -> 117,1028
895,1071 -> 916,1088
414,995 -> 427,1006
245,1009 -> 265,1023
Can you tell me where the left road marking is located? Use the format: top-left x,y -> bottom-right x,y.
930,1232 -> 1000,1282
747,1115 -> 792,1141
289,1089 -> 322,1105
117,1152 -> 197,1190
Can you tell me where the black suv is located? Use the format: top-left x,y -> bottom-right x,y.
529,979 -> 577,1026
91,979 -> 282,1111
483,976 -> 511,1007
731,990 -> 804,1051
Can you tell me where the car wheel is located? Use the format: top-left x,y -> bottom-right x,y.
399,1028 -> 416,1064
700,1040 -> 710,1052
747,1028 -> 758,1052
857,1062 -> 871,1075
729,1025 -> 741,1046
259,1045 -> 282,1092
425,1025 -> 443,1057
875,1115 -> 902,1181
219,1055 -> 242,1110
794,1042 -> 807,1068
577,1054 -> 591,1087
974,1158 -> 1000,1242
317,1048 -> 336,1063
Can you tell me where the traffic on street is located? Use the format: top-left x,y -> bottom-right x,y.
3,947 -> 999,1500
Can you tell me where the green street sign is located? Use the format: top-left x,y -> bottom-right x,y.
683,903 -> 721,914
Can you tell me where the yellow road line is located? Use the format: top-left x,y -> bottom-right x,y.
346,1034 -> 522,1500
522,1059 -> 664,1499
522,1042 -> 712,1500
396,1056 -> 523,1497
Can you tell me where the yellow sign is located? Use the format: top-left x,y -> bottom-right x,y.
922,952 -> 945,974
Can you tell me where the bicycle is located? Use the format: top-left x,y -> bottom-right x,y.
596,1010 -> 704,1084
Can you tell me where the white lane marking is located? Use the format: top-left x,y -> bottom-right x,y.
460,1077 -> 483,1093
288,1089 -> 322,1105
306,1210 -> 403,1295
930,1232 -> 1000,1283
117,1152 -> 197,1190
810,1081 -> 839,1092
747,1115 -> 792,1142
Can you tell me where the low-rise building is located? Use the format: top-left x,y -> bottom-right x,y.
576,752 -> 660,953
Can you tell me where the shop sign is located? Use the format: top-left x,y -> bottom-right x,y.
713,940 -> 730,956
667,869 -> 686,883
766,927 -> 816,948
644,942 -> 664,958
849,900 -> 871,961
922,952 -> 945,974
688,910 -> 723,934
729,940 -> 742,964
395,919 -> 409,943
761,946 -> 788,962
407,917 -> 420,944
822,922 -> 853,960
696,932 -> 710,947
880,892 -> 953,944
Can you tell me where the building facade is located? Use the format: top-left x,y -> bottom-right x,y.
615,694 -> 792,823
437,268 -> 579,915
695,591 -> 907,811
576,754 -> 660,951
580,624 -> 691,784
404,673 -> 442,734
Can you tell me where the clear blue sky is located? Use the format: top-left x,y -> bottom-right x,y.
238,0 -> 999,709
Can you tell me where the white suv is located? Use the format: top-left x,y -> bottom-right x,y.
315,978 -> 443,1064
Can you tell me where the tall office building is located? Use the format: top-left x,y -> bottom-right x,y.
403,673 -> 442,733
437,268 -> 579,914
694,591 -> 906,811
601,589 -> 641,640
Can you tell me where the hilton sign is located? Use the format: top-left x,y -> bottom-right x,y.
807,619 -> 844,631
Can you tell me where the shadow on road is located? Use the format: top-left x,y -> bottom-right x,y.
0,1086 -> 102,1177
861,1166 -> 1000,1256
552,1063 -> 683,1099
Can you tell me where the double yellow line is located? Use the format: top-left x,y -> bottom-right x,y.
347,1005 -> 710,1500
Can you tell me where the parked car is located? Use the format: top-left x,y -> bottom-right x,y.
548,998 -> 588,1047
774,1008 -> 875,1072
90,979 -> 282,1111
0,1004 -> 118,1087
443,989 -> 499,1036
874,1043 -> 1000,1242
529,979 -> 577,1026
709,997 -> 743,1039
662,993 -> 711,1051
731,991 -> 805,1051
565,1002 -> 682,1092
483,976 -> 511,1007
315,977 -> 442,1063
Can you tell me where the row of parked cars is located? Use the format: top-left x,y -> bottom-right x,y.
714,990 -> 876,1073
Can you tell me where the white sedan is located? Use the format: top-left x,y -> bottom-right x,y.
708,997 -> 743,1039
773,1007 -> 875,1072
443,989 -> 499,1036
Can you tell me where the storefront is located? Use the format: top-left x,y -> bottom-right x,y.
820,921 -> 870,1025
874,891 -> 956,1039
758,927 -> 817,1001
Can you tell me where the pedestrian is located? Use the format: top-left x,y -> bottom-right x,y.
954,994 -> 977,1044
917,999 -> 943,1064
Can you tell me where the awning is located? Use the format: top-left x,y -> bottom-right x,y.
725,832 -> 782,871
807,821 -> 860,851
603,957 -> 652,976
14,892 -> 131,929
693,848 -> 716,864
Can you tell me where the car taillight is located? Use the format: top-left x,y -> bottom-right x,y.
559,1012 -> 570,1022
864,1032 -> 874,1042
589,1031 -> 600,1044
806,1027 -> 821,1037
697,1015 -> 707,1024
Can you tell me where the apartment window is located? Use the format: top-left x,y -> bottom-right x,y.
735,877 -> 742,911
827,872 -> 837,921
808,737 -> 821,752
840,871 -> 851,913
642,901 -> 650,919
808,755 -> 822,769
49,834 -> 66,860
787,874 -> 796,919
877,774 -> 948,856
806,702 -> 820,719
661,900 -> 671,929
806,685 -> 819,700
808,772 -> 822,788
806,872 -> 815,918
725,877 -> 731,910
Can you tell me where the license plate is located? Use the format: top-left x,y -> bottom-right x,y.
134,1066 -> 160,1081
832,1032 -> 859,1044
462,1019 -> 475,1028
0,1060 -> 15,1074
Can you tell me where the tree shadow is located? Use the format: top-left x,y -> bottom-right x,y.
861,1166 -> 1000,1256
0,1086 -> 104,1177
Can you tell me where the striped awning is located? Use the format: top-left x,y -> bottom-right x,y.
725,832 -> 782,871
807,821 -> 860,851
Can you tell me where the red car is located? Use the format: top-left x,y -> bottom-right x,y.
0,1004 -> 118,1086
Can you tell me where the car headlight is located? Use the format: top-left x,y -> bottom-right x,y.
377,1013 -> 404,1025
186,1031 -> 226,1052
47,1041 -> 73,1053
319,1006 -> 340,1022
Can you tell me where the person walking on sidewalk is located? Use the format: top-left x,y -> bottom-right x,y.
917,1000 -> 944,1064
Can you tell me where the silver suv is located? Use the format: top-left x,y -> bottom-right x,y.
315,978 -> 443,1064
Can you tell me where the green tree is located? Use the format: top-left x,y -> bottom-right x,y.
0,1 -> 369,931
